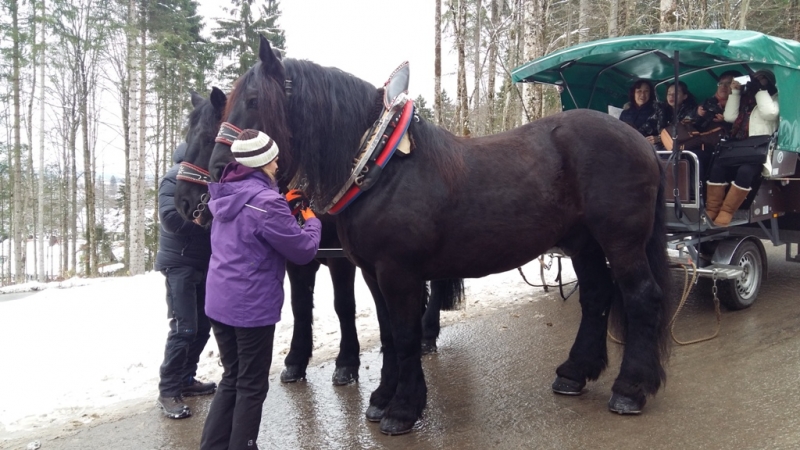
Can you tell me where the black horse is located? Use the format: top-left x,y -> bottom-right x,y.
174,88 -> 463,386
209,36 -> 672,435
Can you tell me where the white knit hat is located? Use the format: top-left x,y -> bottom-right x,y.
231,129 -> 279,168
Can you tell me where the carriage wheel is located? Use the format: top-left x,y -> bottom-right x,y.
718,240 -> 763,310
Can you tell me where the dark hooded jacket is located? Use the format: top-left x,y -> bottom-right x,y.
154,143 -> 213,271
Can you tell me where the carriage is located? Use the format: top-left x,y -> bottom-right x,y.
512,29 -> 800,311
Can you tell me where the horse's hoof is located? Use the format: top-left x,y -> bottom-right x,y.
551,376 -> 585,396
365,405 -> 385,422
379,416 -> 416,435
421,339 -> 437,355
280,365 -> 307,383
608,392 -> 645,414
331,366 -> 359,386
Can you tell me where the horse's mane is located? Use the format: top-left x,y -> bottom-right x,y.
276,58 -> 465,206
225,65 -> 295,176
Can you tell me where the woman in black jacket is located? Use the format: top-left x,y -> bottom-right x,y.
619,79 -> 667,146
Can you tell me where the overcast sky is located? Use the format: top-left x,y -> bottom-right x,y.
198,0 -> 458,102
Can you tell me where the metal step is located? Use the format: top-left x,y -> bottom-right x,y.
669,261 -> 744,280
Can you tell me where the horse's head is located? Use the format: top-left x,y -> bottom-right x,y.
210,35 -> 295,187
174,87 -> 227,225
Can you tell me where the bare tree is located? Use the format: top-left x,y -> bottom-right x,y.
435,0 -> 443,126
451,0 -> 470,136
522,0 -> 549,123
471,0 -> 483,135
38,0 -> 47,282
486,0 -> 499,134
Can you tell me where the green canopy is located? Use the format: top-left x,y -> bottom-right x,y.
511,30 -> 800,152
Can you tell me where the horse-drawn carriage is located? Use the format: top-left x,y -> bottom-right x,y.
512,30 -> 800,310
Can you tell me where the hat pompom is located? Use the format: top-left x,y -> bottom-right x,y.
231,129 -> 279,168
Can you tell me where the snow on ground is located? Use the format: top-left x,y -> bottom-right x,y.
0,256 -> 575,438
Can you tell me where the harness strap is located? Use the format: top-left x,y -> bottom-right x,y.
215,122 -> 242,146
177,162 -> 213,186
324,98 -> 414,215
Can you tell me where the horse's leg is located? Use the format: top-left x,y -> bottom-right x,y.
374,269 -> 427,435
553,239 -> 614,395
280,259 -> 321,383
327,257 -> 360,385
361,271 -> 399,423
420,282 -> 440,355
607,254 -> 666,414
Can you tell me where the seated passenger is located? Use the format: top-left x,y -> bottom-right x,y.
619,79 -> 667,147
705,69 -> 779,227
693,70 -> 742,133
663,80 -> 697,124
659,81 -> 699,149
661,79 -> 725,178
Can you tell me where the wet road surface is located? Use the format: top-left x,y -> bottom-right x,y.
7,243 -> 800,449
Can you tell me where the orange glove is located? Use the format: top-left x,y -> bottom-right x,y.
284,189 -> 308,215
301,207 -> 316,221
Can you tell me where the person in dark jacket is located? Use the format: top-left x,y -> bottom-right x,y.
619,79 -> 668,147
155,142 -> 217,419
200,130 -> 321,450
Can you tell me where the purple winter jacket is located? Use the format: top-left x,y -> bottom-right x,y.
205,162 -> 321,328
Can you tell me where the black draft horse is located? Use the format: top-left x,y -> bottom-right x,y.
174,88 -> 464,386
209,36 -> 672,435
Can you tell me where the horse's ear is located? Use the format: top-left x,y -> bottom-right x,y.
258,34 -> 284,81
190,90 -> 204,108
210,86 -> 227,112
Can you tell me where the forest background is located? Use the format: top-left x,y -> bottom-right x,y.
0,0 -> 797,285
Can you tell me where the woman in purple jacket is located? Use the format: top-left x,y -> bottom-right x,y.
200,129 -> 321,450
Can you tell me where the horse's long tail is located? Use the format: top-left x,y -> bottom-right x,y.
430,278 -> 465,311
646,160 -> 672,384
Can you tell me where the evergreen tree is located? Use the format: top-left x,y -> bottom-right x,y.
212,0 -> 286,83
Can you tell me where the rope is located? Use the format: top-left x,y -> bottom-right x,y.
517,255 -> 578,302
668,260 -> 721,345
608,259 -> 721,346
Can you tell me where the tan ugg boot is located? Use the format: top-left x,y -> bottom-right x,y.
714,183 -> 751,227
705,182 -> 728,221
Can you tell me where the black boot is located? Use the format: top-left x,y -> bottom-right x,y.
181,377 -> 217,397
157,395 -> 191,419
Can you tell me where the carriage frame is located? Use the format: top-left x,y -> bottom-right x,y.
512,29 -> 800,310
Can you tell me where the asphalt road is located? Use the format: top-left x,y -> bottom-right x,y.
5,242 -> 800,450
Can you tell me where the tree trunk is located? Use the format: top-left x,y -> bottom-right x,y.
578,0 -> 589,42
522,0 -> 547,123
454,0 -> 469,136
793,0 -> 800,41
80,67 -> 96,276
486,0 -> 498,134
28,4 -> 38,281
609,0 -> 619,37
70,109 -> 77,276
738,0 -> 750,29
435,0 -> 442,125
11,0 -> 25,283
128,0 -> 148,276
660,0 -> 677,32
471,0 -> 482,135
38,0 -> 46,282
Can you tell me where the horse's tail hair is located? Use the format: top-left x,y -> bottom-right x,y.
646,160 -> 672,383
430,278 -> 465,311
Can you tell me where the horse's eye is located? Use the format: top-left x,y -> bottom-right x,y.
247,98 -> 258,109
